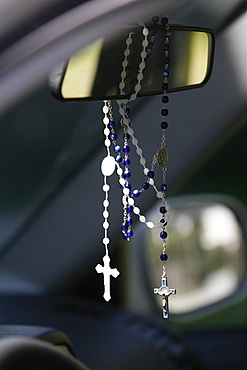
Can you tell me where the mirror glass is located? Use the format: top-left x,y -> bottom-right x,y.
145,197 -> 246,314
51,25 -> 214,101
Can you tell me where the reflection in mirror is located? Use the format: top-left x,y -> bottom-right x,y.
145,196 -> 246,314
50,25 -> 214,101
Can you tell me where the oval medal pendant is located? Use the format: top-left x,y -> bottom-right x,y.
101,156 -> 116,176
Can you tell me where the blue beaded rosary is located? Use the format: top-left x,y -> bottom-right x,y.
96,16 -> 176,318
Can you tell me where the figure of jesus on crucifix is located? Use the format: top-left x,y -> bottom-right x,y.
154,276 -> 176,318
95,253 -> 120,302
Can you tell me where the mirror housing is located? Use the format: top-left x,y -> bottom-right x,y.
49,24 -> 214,101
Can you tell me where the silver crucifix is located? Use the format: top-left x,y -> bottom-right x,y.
95,253 -> 120,302
154,276 -> 176,318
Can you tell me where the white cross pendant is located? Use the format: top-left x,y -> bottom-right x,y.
154,277 -> 176,318
95,253 -> 120,302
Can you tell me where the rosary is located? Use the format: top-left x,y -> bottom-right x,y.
95,16 -> 176,318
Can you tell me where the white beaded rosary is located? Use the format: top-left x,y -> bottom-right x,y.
96,16 -> 176,318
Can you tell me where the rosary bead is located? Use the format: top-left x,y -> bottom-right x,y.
152,15 -> 160,23
165,31 -> 171,38
161,108 -> 169,117
160,206 -> 167,214
123,158 -> 131,166
123,145 -> 130,153
146,222 -> 154,229
124,169 -> 131,179
116,155 -> 122,163
149,178 -> 154,186
127,217 -> 133,226
160,231 -> 168,239
110,133 -> 117,141
160,253 -> 168,261
103,237 -> 110,245
114,145 -> 121,153
161,121 -> 168,129
109,120 -> 116,129
161,17 -> 168,25
122,223 -> 128,231
147,170 -> 155,178
133,189 -> 141,197
162,95 -> 169,104
164,56 -> 171,64
164,43 -> 170,51
162,83 -> 168,91
127,230 -> 134,238
102,184 -> 110,192
127,206 -> 134,214
128,198 -> 134,206
142,182 -> 150,190
139,215 -> 146,223
163,70 -> 169,77
161,183 -> 168,192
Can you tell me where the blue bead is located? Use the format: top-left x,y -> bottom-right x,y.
161,183 -> 168,191
109,120 -> 116,129
148,41 -> 154,49
123,158 -> 131,166
147,170 -> 155,178
161,17 -> 168,25
162,83 -> 168,91
142,182 -> 150,190
164,44 -> 170,51
133,189 -> 141,198
125,183 -> 132,191
160,206 -> 167,214
164,56 -> 171,64
161,121 -> 168,129
160,253 -> 168,261
163,70 -> 169,77
116,155 -> 122,163
150,29 -> 158,37
127,217 -> 133,226
161,108 -> 168,116
127,206 -> 133,214
124,133 -> 130,140
122,223 -> 128,231
114,145 -> 121,153
152,15 -> 160,24
110,133 -> 117,141
162,95 -> 169,104
160,231 -> 168,239
123,145 -> 130,153
165,31 -> 171,38
125,107 -> 131,116
124,170 -> 131,179
160,218 -> 165,223
127,230 -> 133,238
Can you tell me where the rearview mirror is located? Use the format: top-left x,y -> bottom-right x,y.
49,24 -> 214,101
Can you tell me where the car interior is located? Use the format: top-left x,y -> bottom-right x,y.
0,0 -> 247,369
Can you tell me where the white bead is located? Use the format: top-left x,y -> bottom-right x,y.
119,178 -> 125,186
103,210 -> 109,218
139,215 -> 146,223
139,61 -> 145,69
119,82 -> 125,90
133,207 -> 140,215
137,73 -> 143,81
104,128 -> 110,136
103,106 -> 109,114
140,157 -> 146,166
103,117 -> 109,125
122,117 -> 129,126
103,237 -> 110,245
128,198 -> 134,206
144,168 -> 149,175
137,148 -> 142,155
127,127 -> 134,135
122,196 -> 128,205
123,188 -> 130,195
143,28 -> 149,36
103,221 -> 109,229
117,168 -> 123,176
104,139 -> 111,147
135,84 -> 141,92
130,94 -> 136,101
141,51 -> 147,59
102,184 -> 110,192
101,156 -> 116,176
124,49 -> 130,57
156,191 -> 163,199
142,40 -> 148,47
132,138 -> 138,145
149,178 -> 154,185
122,60 -> 128,68
146,222 -> 154,229
126,37 -> 132,46
103,200 -> 109,207
121,71 -> 127,79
